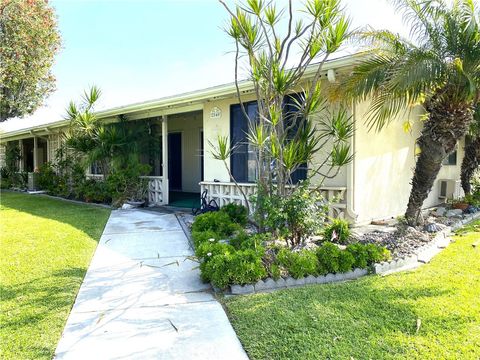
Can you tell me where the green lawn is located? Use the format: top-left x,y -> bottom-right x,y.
225,220 -> 480,360
0,192 -> 110,360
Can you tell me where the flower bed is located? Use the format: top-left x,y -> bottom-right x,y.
189,206 -> 391,293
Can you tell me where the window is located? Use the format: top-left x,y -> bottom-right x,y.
230,95 -> 307,183
442,150 -> 457,165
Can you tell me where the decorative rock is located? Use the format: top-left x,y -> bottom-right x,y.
424,222 -> 447,233
352,268 -> 368,278
434,207 -> 446,217
464,205 -> 479,214
295,277 -> 306,286
284,277 -> 298,287
445,209 -> 463,217
231,284 -> 254,295
343,270 -> 355,280
305,275 -> 317,285
121,203 -> 134,210
325,273 -> 336,283
274,277 -> 286,288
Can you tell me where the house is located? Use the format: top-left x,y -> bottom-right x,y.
0,54 -> 466,224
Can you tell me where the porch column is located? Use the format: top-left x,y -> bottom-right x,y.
162,116 -> 169,205
33,136 -> 38,171
18,139 -> 24,172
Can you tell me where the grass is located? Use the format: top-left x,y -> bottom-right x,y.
0,192 -> 110,360
225,220 -> 480,360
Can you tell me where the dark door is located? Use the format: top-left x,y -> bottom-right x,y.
168,132 -> 182,190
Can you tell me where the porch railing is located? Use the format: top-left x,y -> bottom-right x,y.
199,181 -> 347,219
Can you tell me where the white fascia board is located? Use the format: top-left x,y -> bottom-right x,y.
0,53 -> 368,142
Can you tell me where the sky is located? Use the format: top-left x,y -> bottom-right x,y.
0,0 -> 409,132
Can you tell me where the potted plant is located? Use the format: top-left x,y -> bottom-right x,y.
125,178 -> 148,207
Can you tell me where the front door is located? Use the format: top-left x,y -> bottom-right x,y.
168,132 -> 182,191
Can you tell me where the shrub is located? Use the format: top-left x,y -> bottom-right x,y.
253,182 -> 328,246
337,250 -> 355,273
277,248 -> 318,279
267,263 -> 281,280
37,162 -> 59,193
201,249 -> 267,289
196,241 -> 235,262
191,211 -> 239,238
230,231 -> 269,251
316,242 -> 341,274
191,230 -> 221,248
221,203 -> 248,226
346,243 -> 369,269
364,243 -> 391,264
323,218 -> 351,244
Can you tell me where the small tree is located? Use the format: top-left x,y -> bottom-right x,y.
0,0 -> 61,121
213,0 -> 353,237
341,0 -> 480,225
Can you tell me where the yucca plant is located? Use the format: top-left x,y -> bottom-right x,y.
215,0 -> 354,200
461,104 -> 480,194
342,0 -> 480,225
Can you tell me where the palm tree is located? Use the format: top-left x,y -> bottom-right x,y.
461,104 -> 480,194
343,0 -> 480,225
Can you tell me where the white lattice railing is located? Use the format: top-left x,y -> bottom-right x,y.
200,181 -> 347,219
140,176 -> 166,205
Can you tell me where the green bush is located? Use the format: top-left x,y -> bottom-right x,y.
364,243 -> 391,264
346,243 -> 369,269
253,182 -> 328,246
191,211 -> 239,238
323,218 -> 351,244
277,248 -> 319,278
201,249 -> 267,289
196,242 -> 236,262
230,231 -> 269,251
337,250 -> 355,273
191,230 -> 222,248
316,242 -> 341,274
221,203 -> 248,226
37,162 -> 59,193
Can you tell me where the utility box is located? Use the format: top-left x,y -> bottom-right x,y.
28,172 -> 39,191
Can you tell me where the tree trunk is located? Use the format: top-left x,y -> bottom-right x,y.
460,134 -> 480,194
405,98 -> 474,225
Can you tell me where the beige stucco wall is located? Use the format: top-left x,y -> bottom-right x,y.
168,111 -> 203,193
202,91 -> 347,188
352,101 -> 465,224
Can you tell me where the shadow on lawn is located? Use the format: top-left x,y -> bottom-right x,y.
0,191 -> 110,240
0,267 -> 87,332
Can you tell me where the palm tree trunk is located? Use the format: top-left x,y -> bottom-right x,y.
460,134 -> 480,194
405,99 -> 474,225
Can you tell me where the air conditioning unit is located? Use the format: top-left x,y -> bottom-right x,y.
438,179 -> 463,200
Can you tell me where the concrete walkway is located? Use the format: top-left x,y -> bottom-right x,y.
55,209 -> 248,360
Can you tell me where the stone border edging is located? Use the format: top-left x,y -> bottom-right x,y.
228,211 -> 480,295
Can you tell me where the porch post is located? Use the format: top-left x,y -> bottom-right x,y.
33,136 -> 38,171
18,139 -> 24,172
162,115 -> 169,205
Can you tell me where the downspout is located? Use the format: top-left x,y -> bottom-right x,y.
346,102 -> 359,222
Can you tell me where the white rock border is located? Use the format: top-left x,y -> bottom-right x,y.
228,211 -> 480,295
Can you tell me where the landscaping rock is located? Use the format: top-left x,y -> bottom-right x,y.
424,222 -> 447,233
274,278 -> 286,288
230,284 -> 254,295
433,207 -> 446,217
446,209 -> 463,217
256,278 -> 277,291
305,275 -> 317,285
325,273 -> 336,283
284,277 -> 298,287
121,203 -> 135,210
